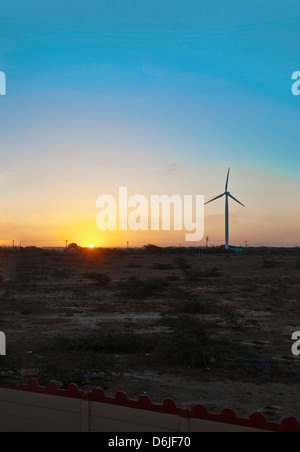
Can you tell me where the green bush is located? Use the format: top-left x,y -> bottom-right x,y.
158,315 -> 213,367
158,314 -> 249,368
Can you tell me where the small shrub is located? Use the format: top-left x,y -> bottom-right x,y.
36,351 -> 115,386
128,263 -> 142,269
168,298 -> 213,315
221,310 -> 245,330
119,276 -> 168,299
153,263 -> 174,270
167,290 -> 213,314
0,352 -> 22,374
52,268 -> 73,280
52,333 -> 157,354
203,267 -> 222,278
144,244 -> 161,254
242,278 -> 258,292
184,269 -> 203,282
158,314 -> 249,368
83,272 -> 111,287
158,315 -> 213,367
165,275 -> 181,282
174,257 -> 191,270
262,258 -> 283,269
183,267 -> 221,282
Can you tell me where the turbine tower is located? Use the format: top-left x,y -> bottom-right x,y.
205,168 -> 245,250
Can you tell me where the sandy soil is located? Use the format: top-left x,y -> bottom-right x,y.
1,246 -> 300,422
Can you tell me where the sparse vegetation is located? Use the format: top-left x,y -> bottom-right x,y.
52,268 -> 73,279
183,269 -> 203,282
153,263 -> 174,270
0,352 -> 22,374
174,256 -> 191,270
119,276 -> 168,299
262,258 -> 283,269
167,291 -> 213,314
128,263 -> 142,269
36,351 -> 116,386
183,266 -> 222,282
83,272 -> 111,287
2,246 -> 300,420
52,333 -> 156,354
158,314 -> 248,368
202,266 -> 222,278
220,309 -> 246,330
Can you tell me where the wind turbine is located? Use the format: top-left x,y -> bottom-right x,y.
205,168 -> 245,250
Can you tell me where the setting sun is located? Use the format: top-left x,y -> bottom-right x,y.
88,243 -> 95,249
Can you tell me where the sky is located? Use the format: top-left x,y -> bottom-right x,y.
0,0 -> 300,247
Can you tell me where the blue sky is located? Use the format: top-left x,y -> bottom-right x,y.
0,0 -> 300,246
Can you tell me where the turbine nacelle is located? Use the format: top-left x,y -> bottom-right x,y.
205,168 -> 245,208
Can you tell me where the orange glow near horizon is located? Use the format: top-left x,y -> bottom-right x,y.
2,167 -> 300,249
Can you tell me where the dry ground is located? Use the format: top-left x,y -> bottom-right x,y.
1,246 -> 300,422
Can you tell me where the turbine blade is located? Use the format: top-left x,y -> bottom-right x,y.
228,193 -> 245,207
205,193 -> 225,205
225,167 -> 230,192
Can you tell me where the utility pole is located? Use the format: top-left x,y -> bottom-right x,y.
244,239 -> 248,249
205,235 -> 210,248
65,240 -> 68,249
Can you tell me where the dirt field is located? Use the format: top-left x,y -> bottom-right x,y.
1,245 -> 300,422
